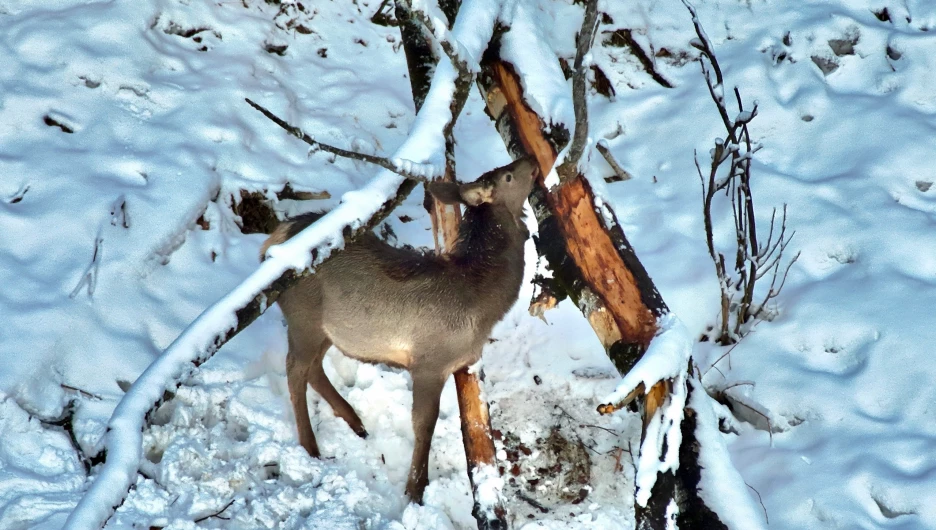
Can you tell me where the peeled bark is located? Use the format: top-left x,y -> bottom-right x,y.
477,57 -> 665,371
453,368 -> 508,529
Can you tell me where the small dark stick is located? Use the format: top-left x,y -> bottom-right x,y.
193,498 -> 236,523
595,141 -> 632,182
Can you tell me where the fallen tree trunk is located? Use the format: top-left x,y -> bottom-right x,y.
476,36 -> 727,530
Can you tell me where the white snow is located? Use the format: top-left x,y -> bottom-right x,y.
4,0 -> 936,529
610,315 -> 692,508
470,464 -> 505,518
601,314 -> 692,411
499,0 -> 576,131
688,379 -> 767,530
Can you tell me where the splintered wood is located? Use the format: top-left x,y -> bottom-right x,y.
487,60 -> 658,350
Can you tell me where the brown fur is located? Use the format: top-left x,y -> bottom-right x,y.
260,158 -> 538,503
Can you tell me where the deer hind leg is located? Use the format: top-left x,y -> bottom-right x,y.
405,370 -> 446,504
306,341 -> 368,438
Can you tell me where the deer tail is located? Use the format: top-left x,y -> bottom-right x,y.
259,212 -> 325,262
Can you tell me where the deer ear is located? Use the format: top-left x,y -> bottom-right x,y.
459,183 -> 493,207
428,182 -> 465,205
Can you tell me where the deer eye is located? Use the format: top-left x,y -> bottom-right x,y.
505,173 -> 513,183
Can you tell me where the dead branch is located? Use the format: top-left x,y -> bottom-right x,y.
687,0 -> 796,344
745,482 -> 769,525
193,498 -> 236,523
517,492 -> 549,513
596,382 -> 645,415
70,235 -> 103,299
601,28 -> 674,89
61,384 -> 103,401
595,140 -> 632,182
399,0 -> 467,73
557,0 -> 600,182
245,98 -> 434,182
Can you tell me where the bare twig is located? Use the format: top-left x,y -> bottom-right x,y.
70,235 -> 103,299
732,397 -> 773,445
245,98 -> 434,182
745,482 -> 769,524
580,422 -> 618,437
596,141 -> 632,182
686,0 -> 796,344
61,384 -> 103,401
683,0 -> 732,137
702,317 -> 763,380
193,498 -> 236,523
557,0 -> 600,182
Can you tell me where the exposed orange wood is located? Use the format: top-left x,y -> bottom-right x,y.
490,61 -> 658,349
454,369 -> 498,465
643,380 -> 671,430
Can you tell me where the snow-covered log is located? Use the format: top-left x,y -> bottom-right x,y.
474,3 -> 752,527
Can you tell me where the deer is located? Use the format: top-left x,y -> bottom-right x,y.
259,157 -> 538,503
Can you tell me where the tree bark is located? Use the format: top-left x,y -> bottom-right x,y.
394,1 -> 435,113
477,41 -> 725,529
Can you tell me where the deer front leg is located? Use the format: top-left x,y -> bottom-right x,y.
405,371 -> 446,503
286,349 -> 320,458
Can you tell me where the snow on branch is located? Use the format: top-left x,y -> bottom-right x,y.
597,314 -> 693,506
401,0 -> 476,74
499,0 -> 575,155
65,3 -> 498,527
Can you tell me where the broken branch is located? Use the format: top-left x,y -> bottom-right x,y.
245,98 -> 437,182
596,140 -> 632,182
557,0 -> 600,182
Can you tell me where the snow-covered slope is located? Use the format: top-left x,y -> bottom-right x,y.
2,0 -> 935,528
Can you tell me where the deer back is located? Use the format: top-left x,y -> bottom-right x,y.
264,157 -> 538,369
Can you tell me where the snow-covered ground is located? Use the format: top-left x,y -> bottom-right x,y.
2,0 -> 935,528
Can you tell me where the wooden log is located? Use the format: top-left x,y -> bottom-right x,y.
453,368 -> 508,529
